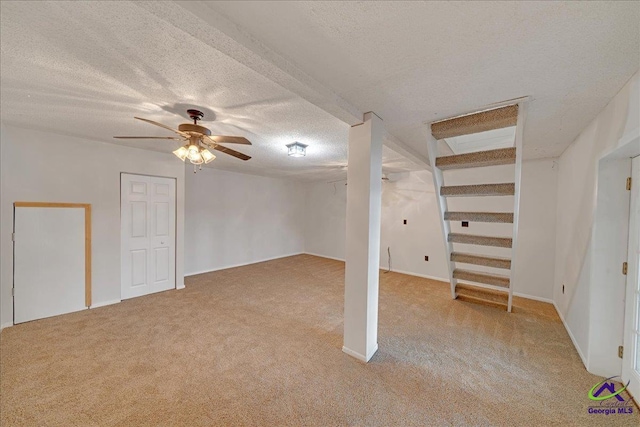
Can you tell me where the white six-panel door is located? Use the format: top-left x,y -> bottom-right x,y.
121,174 -> 176,300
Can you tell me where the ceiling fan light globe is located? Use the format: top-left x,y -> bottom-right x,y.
173,146 -> 188,161
189,153 -> 204,165
187,144 -> 201,161
201,149 -> 216,164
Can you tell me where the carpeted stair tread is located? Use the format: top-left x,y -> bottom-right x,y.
436,147 -> 516,170
448,233 -> 512,248
455,283 -> 509,309
451,252 -> 511,269
441,183 -> 515,197
444,211 -> 514,223
453,269 -> 510,287
431,104 -> 519,140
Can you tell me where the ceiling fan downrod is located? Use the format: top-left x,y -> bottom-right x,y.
187,109 -> 205,125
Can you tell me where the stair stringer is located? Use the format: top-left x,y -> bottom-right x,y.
507,102 -> 527,312
426,130 -> 457,299
427,101 -> 527,312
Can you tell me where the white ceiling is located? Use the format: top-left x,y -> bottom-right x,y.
1,1 -> 639,180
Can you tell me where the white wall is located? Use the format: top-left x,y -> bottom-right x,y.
554,71 -> 640,376
184,167 -> 305,275
304,158 -> 559,301
0,125 -> 186,328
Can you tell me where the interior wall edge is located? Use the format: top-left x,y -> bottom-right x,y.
553,301 -> 588,369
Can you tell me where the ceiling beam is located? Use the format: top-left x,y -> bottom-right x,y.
138,1 -> 430,169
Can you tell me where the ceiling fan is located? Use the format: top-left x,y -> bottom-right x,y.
115,109 -> 251,171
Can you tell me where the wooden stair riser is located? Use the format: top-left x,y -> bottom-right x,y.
441,183 -> 515,197
444,211 -> 514,223
455,283 -> 509,310
453,269 -> 510,288
448,233 -> 512,248
451,252 -> 511,269
436,147 -> 516,170
431,105 -> 519,140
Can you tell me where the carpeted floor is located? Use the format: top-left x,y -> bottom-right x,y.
1,254 -> 638,426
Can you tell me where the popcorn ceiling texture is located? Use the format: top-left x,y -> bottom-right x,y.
1,1 -> 639,178
2,255 -> 638,426
209,1 -> 640,160
0,1 -> 416,182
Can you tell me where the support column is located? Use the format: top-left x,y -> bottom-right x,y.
343,112 -> 383,362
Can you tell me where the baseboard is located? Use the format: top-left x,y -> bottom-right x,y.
286,253 -> 554,305
383,267 -> 449,284
89,299 -> 121,309
342,344 -> 378,362
304,252 -> 345,262
553,301 -> 588,368
176,284 -> 186,290
513,292 -> 554,304
184,252 -> 304,277
1,322 -> 13,331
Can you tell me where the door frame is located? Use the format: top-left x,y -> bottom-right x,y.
622,155 -> 640,402
120,173 -> 178,299
13,202 -> 92,310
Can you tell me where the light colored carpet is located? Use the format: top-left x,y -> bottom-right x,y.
1,254 -> 637,426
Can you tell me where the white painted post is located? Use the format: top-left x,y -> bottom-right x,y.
426,130 -> 457,299
343,112 -> 383,363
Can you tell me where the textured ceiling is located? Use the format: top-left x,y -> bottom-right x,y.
1,2 -> 639,182
202,1 -> 640,159
0,1 -> 416,182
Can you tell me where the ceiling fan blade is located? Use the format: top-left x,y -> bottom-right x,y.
209,144 -> 251,161
114,136 -> 183,140
206,135 -> 252,145
134,117 -> 189,137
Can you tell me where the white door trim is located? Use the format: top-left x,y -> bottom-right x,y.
622,155 -> 640,403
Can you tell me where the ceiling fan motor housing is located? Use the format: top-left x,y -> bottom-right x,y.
178,123 -> 211,136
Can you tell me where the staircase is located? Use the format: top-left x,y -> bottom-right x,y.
427,103 -> 525,312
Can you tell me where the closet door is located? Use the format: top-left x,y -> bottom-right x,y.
14,206 -> 86,323
121,174 -> 176,300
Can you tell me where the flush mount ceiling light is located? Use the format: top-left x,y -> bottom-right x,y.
287,142 -> 307,157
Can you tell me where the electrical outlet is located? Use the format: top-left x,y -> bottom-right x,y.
403,219 -> 407,225
462,221 -> 469,227
424,256 -> 429,261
